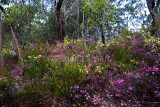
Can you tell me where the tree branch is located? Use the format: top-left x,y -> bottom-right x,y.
64,0 -> 79,21
0,5 -> 9,19
0,5 -> 23,64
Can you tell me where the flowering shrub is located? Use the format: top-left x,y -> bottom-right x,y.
1,36 -> 160,106
69,86 -> 91,106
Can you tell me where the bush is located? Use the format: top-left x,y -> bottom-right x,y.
45,59 -> 87,98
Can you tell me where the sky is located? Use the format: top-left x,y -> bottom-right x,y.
128,0 -> 150,30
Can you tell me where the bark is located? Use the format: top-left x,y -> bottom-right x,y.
101,25 -> 105,44
0,5 -> 23,65
146,0 -> 160,37
86,14 -> 89,39
86,24 -> 89,39
76,1 -> 79,39
82,11 -> 84,39
0,13 -> 4,71
15,21 -> 26,31
55,0 -> 66,42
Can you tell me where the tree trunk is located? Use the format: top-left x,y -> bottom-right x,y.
82,11 -> 84,39
101,25 -> 105,44
86,15 -> 89,39
0,13 -> 4,71
55,0 -> 66,42
146,0 -> 160,37
0,5 -> 23,65
76,1 -> 79,39
108,26 -> 111,40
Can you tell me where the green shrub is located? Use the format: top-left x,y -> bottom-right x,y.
0,72 -> 15,106
45,59 -> 87,98
16,50 -> 48,105
1,49 -> 16,57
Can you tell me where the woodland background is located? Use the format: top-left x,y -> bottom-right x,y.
0,0 -> 160,106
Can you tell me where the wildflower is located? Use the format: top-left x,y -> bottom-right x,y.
30,44 -> 34,49
84,38 -> 93,42
141,61 -> 147,66
153,66 -> 159,72
81,51 -> 85,54
28,56 -> 31,58
128,86 -> 134,90
145,52 -> 151,58
146,67 -> 152,72
72,45 -> 77,49
38,55 -> 42,58
92,94 -> 102,105
155,93 -> 160,98
74,86 -> 79,89
75,94 -> 81,99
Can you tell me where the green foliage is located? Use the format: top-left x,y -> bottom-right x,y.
113,44 -> 131,63
45,59 -> 86,97
0,80 -> 15,105
82,0 -> 116,30
6,5 -> 37,28
104,37 -> 136,72
14,50 -> 49,106
0,0 -> 10,5
1,48 -> 16,57
121,29 -> 133,36
22,43 -> 50,60
0,69 -> 16,105
40,11 -> 59,43
23,50 -> 47,79
41,10 -> 80,43
16,85 -> 43,106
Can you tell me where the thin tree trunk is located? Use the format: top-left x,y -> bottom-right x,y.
82,11 -> 84,39
108,26 -> 111,40
101,25 -> 105,44
86,14 -> 89,39
86,24 -> 89,39
64,0 -> 79,21
77,1 -> 79,39
0,13 -> 4,71
0,5 -> 23,65
55,0 -> 66,42
146,0 -> 160,37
